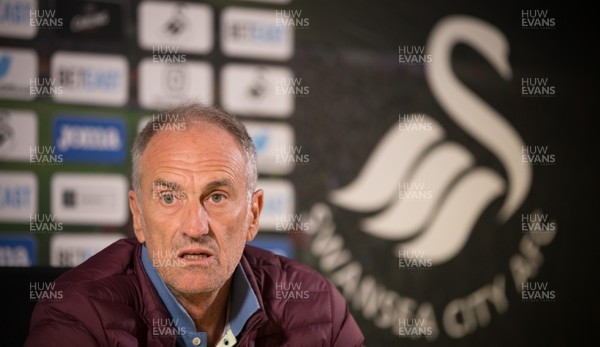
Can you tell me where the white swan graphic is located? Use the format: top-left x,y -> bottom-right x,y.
330,16 -> 532,264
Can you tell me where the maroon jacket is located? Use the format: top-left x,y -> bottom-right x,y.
25,238 -> 364,346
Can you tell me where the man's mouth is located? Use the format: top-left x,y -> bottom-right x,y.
177,247 -> 216,264
181,253 -> 210,260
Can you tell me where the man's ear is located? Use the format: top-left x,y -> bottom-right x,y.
129,190 -> 145,244
246,189 -> 264,242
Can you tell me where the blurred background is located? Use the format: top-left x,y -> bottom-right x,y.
0,0 -> 596,346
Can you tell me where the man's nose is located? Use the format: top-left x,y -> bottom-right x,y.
181,199 -> 210,238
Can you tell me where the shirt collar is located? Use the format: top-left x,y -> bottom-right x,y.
141,244 -> 259,346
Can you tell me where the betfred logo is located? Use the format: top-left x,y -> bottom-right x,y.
0,47 -> 38,100
50,173 -> 128,226
221,63 -> 294,118
52,115 -> 126,164
221,7 -> 294,60
138,58 -> 213,109
50,51 -> 128,106
0,109 -> 37,162
0,171 -> 37,222
0,0 -> 37,39
137,1 -> 213,54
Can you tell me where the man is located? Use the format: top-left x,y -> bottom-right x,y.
25,103 -> 364,346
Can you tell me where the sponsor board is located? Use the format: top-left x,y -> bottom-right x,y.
0,0 -> 38,39
0,47 -> 37,100
55,0 -> 123,39
298,16 -> 559,341
243,121 -> 294,174
52,115 -> 127,164
256,179 -> 295,230
138,58 -> 213,109
221,64 -> 294,117
50,233 -> 125,267
50,51 -> 128,106
137,1 -> 213,54
0,171 -> 37,222
221,6 -> 294,60
0,234 -> 37,266
50,173 -> 128,226
0,109 -> 37,162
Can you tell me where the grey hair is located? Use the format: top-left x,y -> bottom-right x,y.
130,103 -> 257,198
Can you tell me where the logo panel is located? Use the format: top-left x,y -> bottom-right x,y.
0,171 -> 37,222
257,179 -> 295,231
243,121 -> 294,174
50,51 -> 128,106
0,0 -> 38,39
0,109 -> 37,162
221,64 -> 293,118
50,233 -> 125,267
52,115 -> 126,164
55,0 -> 123,39
137,1 -> 213,54
221,6 -> 293,60
0,47 -> 37,100
0,234 -> 37,266
50,173 -> 128,226
138,58 -> 213,109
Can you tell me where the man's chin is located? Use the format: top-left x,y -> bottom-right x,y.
168,275 -> 223,295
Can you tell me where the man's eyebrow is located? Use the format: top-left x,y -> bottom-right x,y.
204,179 -> 236,191
152,179 -> 182,190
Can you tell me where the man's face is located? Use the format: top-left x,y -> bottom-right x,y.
129,122 -> 262,296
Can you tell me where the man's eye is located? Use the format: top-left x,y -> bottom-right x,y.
160,193 -> 176,205
210,194 -> 224,203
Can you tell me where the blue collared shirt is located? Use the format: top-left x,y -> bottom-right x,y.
142,244 -> 260,347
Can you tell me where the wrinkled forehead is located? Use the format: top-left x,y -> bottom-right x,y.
139,123 -> 247,183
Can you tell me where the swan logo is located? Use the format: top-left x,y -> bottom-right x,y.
304,15 -> 558,340
331,16 -> 531,265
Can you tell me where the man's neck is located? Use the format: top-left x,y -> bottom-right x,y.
170,278 -> 231,347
